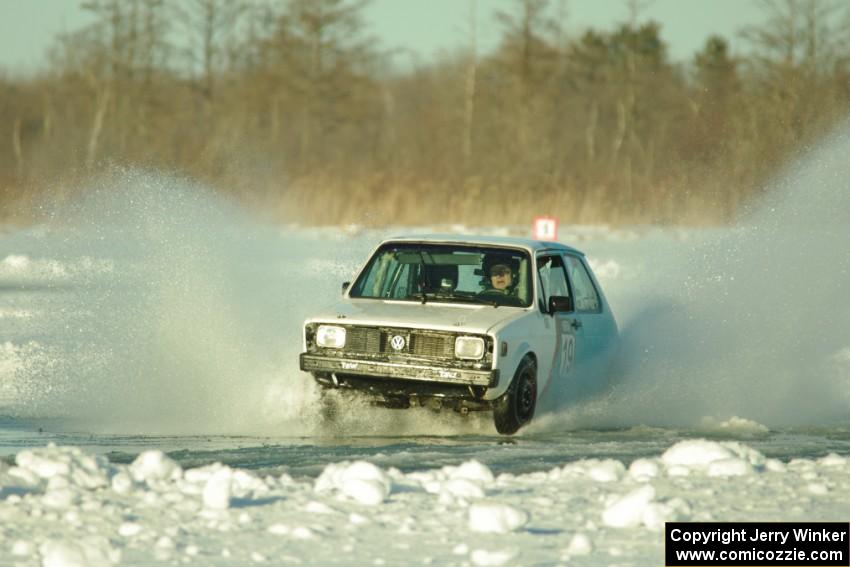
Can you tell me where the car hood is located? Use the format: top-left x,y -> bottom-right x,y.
305,299 -> 529,335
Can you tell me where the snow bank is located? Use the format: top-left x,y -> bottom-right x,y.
13,443 -> 111,489
661,439 -> 766,476
698,416 -> 770,437
0,253 -> 112,283
1,439 -> 848,565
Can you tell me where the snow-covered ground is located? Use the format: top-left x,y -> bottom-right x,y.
1,123 -> 850,565
3,438 -> 850,566
1,215 -> 848,565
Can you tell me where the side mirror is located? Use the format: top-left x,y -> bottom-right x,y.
548,295 -> 573,314
341,282 -> 350,295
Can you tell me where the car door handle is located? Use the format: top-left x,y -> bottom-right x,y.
570,319 -> 582,329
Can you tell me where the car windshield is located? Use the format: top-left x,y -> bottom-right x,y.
349,243 -> 532,307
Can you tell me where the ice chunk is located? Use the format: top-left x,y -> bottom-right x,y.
470,548 -> 518,566
203,467 -> 233,509
442,478 -> 485,500
642,499 -> 691,531
111,471 -> 133,494
315,461 -> 391,506
11,540 -> 34,557
231,469 -> 269,498
118,522 -> 143,537
268,523 -> 290,535
587,460 -> 626,482
818,453 -> 846,467
130,450 -> 182,483
40,537 -> 119,567
155,536 -> 175,550
292,526 -> 315,540
304,500 -> 337,514
341,478 -> 388,506
341,462 -> 391,491
43,488 -> 77,509
661,440 -> 764,472
450,461 -> 495,484
601,485 -> 656,528
14,445 -> 110,490
559,459 -> 626,482
468,503 -> 529,533
628,458 -> 661,480
16,448 -> 70,479
566,533 -> 593,555
707,458 -> 752,477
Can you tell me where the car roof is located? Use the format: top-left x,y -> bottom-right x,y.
380,234 -> 585,256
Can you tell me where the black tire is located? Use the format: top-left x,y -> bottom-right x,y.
493,356 -> 537,435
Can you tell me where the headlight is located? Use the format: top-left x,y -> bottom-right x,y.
455,336 -> 485,360
316,325 -> 346,349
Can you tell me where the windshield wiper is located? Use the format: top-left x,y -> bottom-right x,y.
465,296 -> 499,307
412,294 -> 498,307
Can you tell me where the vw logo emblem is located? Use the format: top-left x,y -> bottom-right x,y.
390,335 -> 406,351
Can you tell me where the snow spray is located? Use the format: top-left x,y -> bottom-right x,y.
2,169 -> 340,434
534,123 -> 850,431
2,169 -> 493,436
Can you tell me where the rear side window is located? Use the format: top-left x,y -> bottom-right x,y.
536,255 -> 570,310
565,255 -> 601,313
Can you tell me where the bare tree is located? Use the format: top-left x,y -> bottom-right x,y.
462,0 -> 478,169
269,0 -> 376,169
173,0 -> 248,104
3,0 -> 850,226
742,0 -> 850,148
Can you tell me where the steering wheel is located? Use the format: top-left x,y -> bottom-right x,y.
478,289 -> 506,300
478,289 -> 523,306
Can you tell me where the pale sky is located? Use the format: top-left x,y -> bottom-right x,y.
0,0 -> 768,74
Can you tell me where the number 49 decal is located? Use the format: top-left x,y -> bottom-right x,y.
561,335 -> 575,372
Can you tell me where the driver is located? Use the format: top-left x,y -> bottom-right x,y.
487,263 -> 514,292
479,259 -> 523,305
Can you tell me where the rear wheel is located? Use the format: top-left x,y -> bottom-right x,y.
493,357 -> 537,435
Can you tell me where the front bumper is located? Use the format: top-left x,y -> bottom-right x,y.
300,353 -> 499,388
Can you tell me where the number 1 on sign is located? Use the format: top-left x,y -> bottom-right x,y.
533,217 -> 558,241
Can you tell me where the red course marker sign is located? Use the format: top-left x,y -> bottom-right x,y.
532,217 -> 558,241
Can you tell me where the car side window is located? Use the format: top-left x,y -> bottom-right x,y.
565,255 -> 601,313
536,255 -> 570,310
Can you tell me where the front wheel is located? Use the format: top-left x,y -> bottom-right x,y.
493,357 -> 537,435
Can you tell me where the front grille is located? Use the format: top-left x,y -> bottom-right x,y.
347,327 -> 382,352
409,333 -> 454,358
308,324 -> 492,369
343,326 -> 475,360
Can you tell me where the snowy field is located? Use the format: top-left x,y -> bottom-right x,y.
1,127 -> 850,565
3,439 -> 850,566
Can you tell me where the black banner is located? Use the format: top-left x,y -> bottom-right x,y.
666,522 -> 849,566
